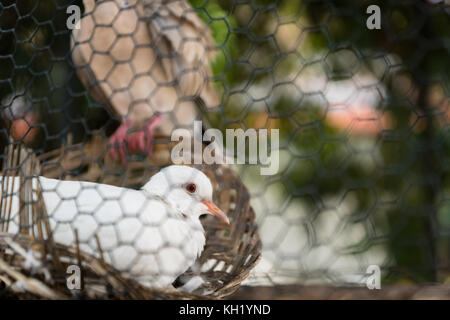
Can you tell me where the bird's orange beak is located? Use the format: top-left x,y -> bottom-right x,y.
202,201 -> 230,224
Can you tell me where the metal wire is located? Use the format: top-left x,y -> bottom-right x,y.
0,0 -> 448,294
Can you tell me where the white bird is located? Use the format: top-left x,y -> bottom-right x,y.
0,165 -> 229,288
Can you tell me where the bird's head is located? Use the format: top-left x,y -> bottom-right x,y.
142,165 -> 229,224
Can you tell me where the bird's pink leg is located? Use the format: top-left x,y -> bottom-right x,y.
125,113 -> 162,155
127,131 -> 145,154
109,120 -> 132,164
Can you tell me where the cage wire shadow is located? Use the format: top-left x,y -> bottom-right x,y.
0,0 -> 449,299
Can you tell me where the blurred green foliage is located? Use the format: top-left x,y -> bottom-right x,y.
190,0 -> 449,283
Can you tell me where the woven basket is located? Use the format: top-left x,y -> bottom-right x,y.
0,139 -> 261,299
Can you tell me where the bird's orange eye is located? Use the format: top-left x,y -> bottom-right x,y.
186,183 -> 197,193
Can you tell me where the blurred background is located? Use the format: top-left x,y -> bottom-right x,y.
0,0 -> 449,289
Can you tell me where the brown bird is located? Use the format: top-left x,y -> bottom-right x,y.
71,0 -> 219,163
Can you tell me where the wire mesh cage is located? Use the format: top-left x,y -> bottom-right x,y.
0,0 -> 449,299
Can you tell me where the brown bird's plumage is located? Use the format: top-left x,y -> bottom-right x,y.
71,0 -> 219,161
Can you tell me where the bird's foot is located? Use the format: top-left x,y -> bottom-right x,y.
109,113 -> 162,165
109,120 -> 132,164
126,113 -> 162,156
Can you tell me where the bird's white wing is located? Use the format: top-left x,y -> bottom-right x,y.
0,175 -> 137,239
